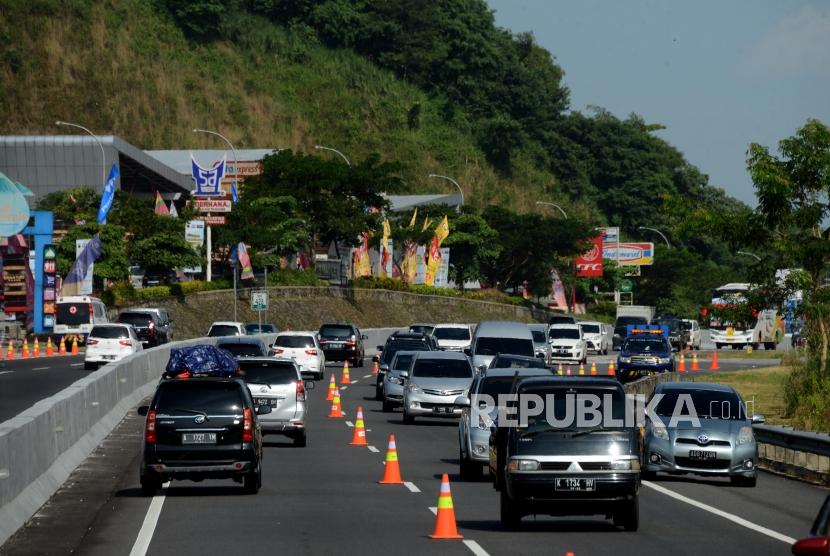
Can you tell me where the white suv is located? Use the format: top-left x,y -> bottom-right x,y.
548,323 -> 587,364
271,332 -> 326,380
84,324 -> 143,370
431,323 -> 472,351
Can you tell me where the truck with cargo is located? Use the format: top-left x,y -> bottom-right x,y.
612,305 -> 655,350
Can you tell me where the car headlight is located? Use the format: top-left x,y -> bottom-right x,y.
408,383 -> 422,394
388,375 -> 403,385
659,357 -> 672,364
651,425 -> 669,440
737,426 -> 754,445
609,459 -> 639,470
476,414 -> 492,430
507,459 -> 540,471
619,356 -> 631,364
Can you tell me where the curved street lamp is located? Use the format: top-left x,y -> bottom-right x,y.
428,174 -> 464,208
737,250 -> 762,262
638,226 -> 671,248
314,145 -> 351,167
535,201 -> 567,218
55,120 -> 106,189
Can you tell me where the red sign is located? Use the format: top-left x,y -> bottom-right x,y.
194,198 -> 232,213
576,236 -> 604,277
197,215 -> 226,226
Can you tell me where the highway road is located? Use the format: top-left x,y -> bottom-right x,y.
1,353 -> 822,556
0,354 -> 86,423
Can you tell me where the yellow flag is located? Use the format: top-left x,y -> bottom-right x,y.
408,208 -> 418,229
435,215 -> 450,245
382,218 -> 391,241
421,217 -> 432,232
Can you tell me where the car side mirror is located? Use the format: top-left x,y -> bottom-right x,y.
536,352 -> 546,359
791,537 -> 829,556
399,371 -> 409,379
463,347 -> 472,356
454,396 -> 471,407
751,414 -> 766,424
304,380 -> 315,390
362,334 -> 368,340
377,345 -> 384,351
267,348 -> 276,356
256,404 -> 272,415
137,406 -> 149,416
478,364 -> 488,373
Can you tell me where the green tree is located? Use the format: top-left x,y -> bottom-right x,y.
443,211 -> 500,290
37,186 -> 99,224
56,224 -> 129,283
218,195 -> 308,263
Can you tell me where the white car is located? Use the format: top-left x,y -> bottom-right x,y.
681,319 -> 702,350
207,321 -> 245,337
431,323 -> 472,351
548,323 -> 587,364
579,321 -> 609,355
84,324 -> 143,370
271,331 -> 326,380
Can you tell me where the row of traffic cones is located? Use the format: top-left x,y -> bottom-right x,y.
0,337 -> 78,360
677,350 -> 719,372
556,360 -> 616,376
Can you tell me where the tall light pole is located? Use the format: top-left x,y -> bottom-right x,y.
535,201 -> 567,218
193,128 -> 239,284
737,250 -> 762,262
638,226 -> 670,249
55,120 -> 106,188
314,145 -> 351,167
428,174 -> 464,209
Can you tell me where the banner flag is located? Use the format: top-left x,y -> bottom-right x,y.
237,242 -> 255,280
61,234 -> 103,297
154,191 -> 170,216
97,164 -> 119,224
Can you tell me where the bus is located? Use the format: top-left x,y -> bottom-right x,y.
708,284 -> 783,350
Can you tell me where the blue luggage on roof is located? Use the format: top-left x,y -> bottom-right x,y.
164,344 -> 240,378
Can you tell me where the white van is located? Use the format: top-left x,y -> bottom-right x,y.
54,296 -> 109,342
468,321 -> 535,371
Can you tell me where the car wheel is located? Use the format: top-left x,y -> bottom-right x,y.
140,474 -> 161,496
84,361 -> 97,371
460,447 -> 478,481
402,411 -> 414,425
243,466 -> 261,494
293,433 -> 307,448
382,400 -> 393,413
613,496 -> 639,531
641,469 -> 656,481
500,488 -> 522,529
730,475 -> 756,487
375,385 -> 383,401
764,342 -> 776,351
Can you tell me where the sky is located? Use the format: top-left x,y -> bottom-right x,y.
488,0 -> 830,206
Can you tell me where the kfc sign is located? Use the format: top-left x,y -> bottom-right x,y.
576,236 -> 604,277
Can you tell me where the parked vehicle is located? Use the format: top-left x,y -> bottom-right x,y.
245,323 -> 279,335
652,316 -> 689,352
317,323 -> 366,367
401,351 -> 475,424
216,337 -> 269,358
374,331 -> 436,399
548,323 -> 588,364
579,321 -> 609,355
84,324 -> 143,370
489,376 -> 640,530
643,382 -> 762,486
528,323 -> 551,365
271,331 -> 325,380
54,295 -> 109,344
431,323 -> 472,352
237,357 -> 314,447
117,310 -> 170,347
382,350 -> 418,412
468,321 -> 535,372
207,321 -> 246,337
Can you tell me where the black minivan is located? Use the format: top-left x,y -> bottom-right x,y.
138,376 -> 271,495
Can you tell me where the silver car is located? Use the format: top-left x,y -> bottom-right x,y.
402,352 -> 475,424
644,382 -> 762,486
528,324 -> 551,365
237,358 -> 314,447
457,367 -> 551,479
382,350 -> 417,412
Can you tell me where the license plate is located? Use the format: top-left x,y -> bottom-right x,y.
555,478 -> 596,491
689,450 -> 717,460
432,406 -> 455,414
254,398 -> 281,407
327,342 -> 343,348
102,355 -> 116,360
182,432 -> 216,444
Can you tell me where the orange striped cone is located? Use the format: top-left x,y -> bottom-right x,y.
71,338 -> 79,355
21,339 -> 29,359
350,406 -> 368,446
565,365 -> 572,376
589,361 -> 597,375
46,337 -> 54,357
557,362 -> 563,376
341,361 -> 351,385
59,337 -> 67,356
371,359 -> 379,375
428,473 -> 463,539
327,388 -> 344,419
710,350 -> 720,371
7,339 -> 14,360
677,353 -> 686,372
691,353 -> 700,372
607,360 -> 615,376
578,362 -> 585,376
326,373 -> 337,401
33,337 -> 41,357
378,434 -> 404,484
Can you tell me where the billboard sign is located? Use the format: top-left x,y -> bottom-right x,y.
575,236 -> 604,277
603,242 -> 654,266
194,199 -> 232,213
597,227 -> 619,244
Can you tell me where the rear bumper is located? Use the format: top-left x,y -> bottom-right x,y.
260,419 -> 306,436
142,460 -> 253,480
506,473 -> 639,514
321,348 -> 359,361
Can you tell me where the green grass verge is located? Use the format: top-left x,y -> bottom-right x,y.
695,366 -> 792,426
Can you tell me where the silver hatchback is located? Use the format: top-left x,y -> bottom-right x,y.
237,358 -> 314,447
382,351 -> 417,412
402,351 -> 474,424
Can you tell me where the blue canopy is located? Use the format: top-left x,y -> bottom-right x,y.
165,344 -> 240,377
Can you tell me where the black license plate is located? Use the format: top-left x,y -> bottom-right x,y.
555,478 -> 596,491
432,406 -> 455,414
182,432 -> 217,444
689,450 -> 717,460
254,398 -> 281,407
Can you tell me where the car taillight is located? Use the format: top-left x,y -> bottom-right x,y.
87,339 -> 99,345
88,303 -> 93,318
243,408 -> 253,442
148,320 -> 155,336
273,348 -> 285,354
296,380 -> 307,402
119,339 -> 132,347
145,410 -> 157,443
345,335 -> 356,347
305,349 -> 318,356
319,338 -> 327,345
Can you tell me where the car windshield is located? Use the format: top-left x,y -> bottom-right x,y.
218,343 -> 265,357
118,313 -> 152,326
479,375 -> 544,398
530,330 -> 546,343
319,325 -> 353,339
521,388 -> 627,431
434,327 -> 470,340
409,325 -> 434,335
90,326 -> 130,339
491,356 -> 546,369
382,341 -> 430,364
680,321 -> 694,330
549,328 -> 580,340
474,337 -> 534,357
624,338 -> 668,352
238,361 -> 298,384
208,325 -> 240,337
581,324 -> 600,334
274,336 -> 316,348
155,382 -> 245,414
616,317 -> 647,327
56,303 -> 90,326
392,353 -> 415,371
412,358 -> 472,378
654,389 -> 746,420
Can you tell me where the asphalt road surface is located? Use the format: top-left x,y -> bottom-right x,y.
0,353 -> 86,423
1,354 -> 822,556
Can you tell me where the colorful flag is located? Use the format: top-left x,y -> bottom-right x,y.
425,216 -> 450,286
403,242 -> 419,283
237,242 -> 255,280
97,163 -> 119,224
154,191 -> 169,216
168,202 -> 178,218
380,219 -> 391,277
435,215 -> 450,244
61,234 -> 103,297
354,233 -> 372,277
408,208 -> 418,228
421,217 -> 432,232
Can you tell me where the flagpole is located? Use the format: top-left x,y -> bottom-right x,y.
206,224 -> 212,282
233,261 -> 238,322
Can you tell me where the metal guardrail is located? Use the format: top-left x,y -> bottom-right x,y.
753,425 -> 830,458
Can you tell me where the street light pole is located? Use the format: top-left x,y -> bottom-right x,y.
428,174 -> 464,209
737,250 -> 762,262
535,201 -> 568,218
314,145 -> 351,167
638,226 -> 671,249
55,120 -> 106,188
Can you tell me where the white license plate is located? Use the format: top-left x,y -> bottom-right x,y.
254,397 -> 281,407
689,450 -> 717,460
555,478 -> 596,491
181,432 -> 216,444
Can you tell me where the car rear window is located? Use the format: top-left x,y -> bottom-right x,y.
409,325 -> 434,335
90,326 -> 130,339
530,330 -> 546,343
238,361 -> 298,384
580,324 -> 600,334
219,343 -> 265,357
118,312 -> 152,326
246,324 -> 277,334
479,375 -> 546,398
434,327 -> 470,340
382,341 -> 431,363
412,358 -> 472,378
155,382 -> 245,414
319,325 -> 353,338
491,356 -> 546,369
209,325 -> 240,337
474,337 -> 534,357
521,387 -> 627,430
274,335 -> 316,348
56,303 -> 90,326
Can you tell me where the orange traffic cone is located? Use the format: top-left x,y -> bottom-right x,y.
607,360 -> 615,376
677,353 -> 686,372
33,337 -> 40,357
350,406 -> 368,446
710,350 -> 720,371
691,352 -> 700,372
59,337 -> 67,356
46,337 -> 54,357
428,473 -> 463,539
378,434 -> 404,484
565,365 -> 572,376
371,359 -> 379,375
326,373 -> 337,401
557,362 -> 563,376
578,362 -> 585,376
589,361 -> 597,375
71,338 -> 79,355
341,361 -> 351,385
328,388 -> 344,419
21,338 -> 29,359
6,339 -> 14,360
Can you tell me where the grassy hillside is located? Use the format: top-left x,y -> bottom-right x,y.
0,0 -> 559,210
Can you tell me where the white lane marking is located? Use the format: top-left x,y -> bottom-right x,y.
404,481 -> 420,493
428,506 -> 437,515
70,363 -> 83,367
351,380 -> 359,384
363,374 -> 372,379
345,421 -> 354,428
33,366 -> 49,371
0,370 -> 13,375
463,540 -> 490,556
129,482 -> 169,556
643,481 -> 796,544
341,386 -> 348,390
367,445 -> 380,453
